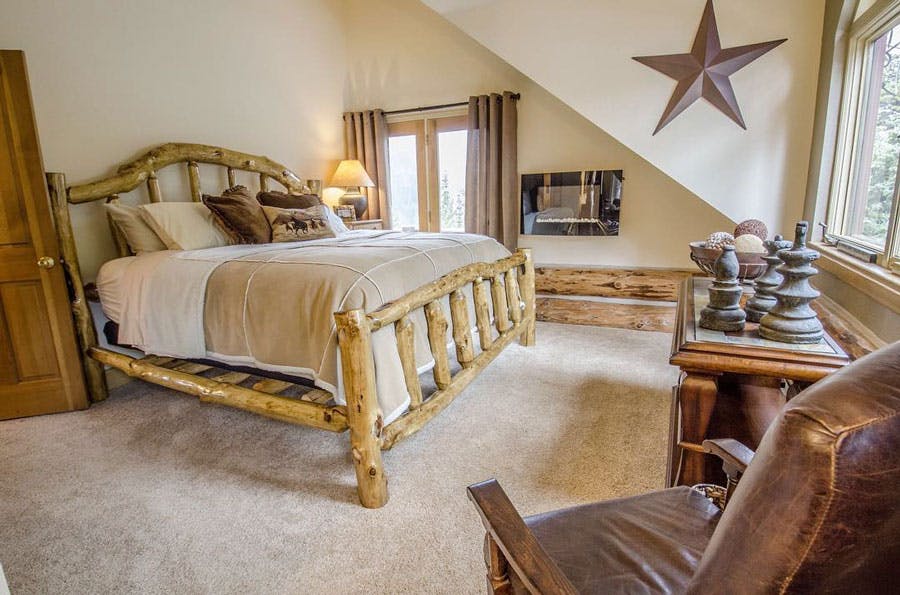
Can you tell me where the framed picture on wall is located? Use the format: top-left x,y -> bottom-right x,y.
521,169 -> 623,236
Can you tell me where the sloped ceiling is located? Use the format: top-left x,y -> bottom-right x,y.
421,0 -> 825,232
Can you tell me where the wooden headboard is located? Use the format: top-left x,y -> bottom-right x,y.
58,142 -> 318,258
65,142 -> 312,204
44,142 -> 320,401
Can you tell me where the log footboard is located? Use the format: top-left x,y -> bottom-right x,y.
334,248 -> 536,507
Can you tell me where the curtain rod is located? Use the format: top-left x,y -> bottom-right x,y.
383,93 -> 520,116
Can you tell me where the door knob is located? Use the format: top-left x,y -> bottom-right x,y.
37,256 -> 56,269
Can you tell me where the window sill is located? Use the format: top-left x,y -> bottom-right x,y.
811,241 -> 900,314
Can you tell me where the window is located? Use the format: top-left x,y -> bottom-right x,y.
830,2 -> 900,272
387,114 -> 468,232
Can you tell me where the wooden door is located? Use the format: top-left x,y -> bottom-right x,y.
0,50 -> 87,419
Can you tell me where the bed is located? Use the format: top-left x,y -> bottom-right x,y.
47,143 -> 536,508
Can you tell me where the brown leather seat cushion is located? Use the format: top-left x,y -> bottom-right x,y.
524,486 -> 721,594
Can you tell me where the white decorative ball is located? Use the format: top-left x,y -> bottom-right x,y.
734,233 -> 765,253
705,231 -> 735,250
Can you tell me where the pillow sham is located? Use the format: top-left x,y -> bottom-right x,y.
326,208 -> 350,234
104,202 -> 168,254
139,202 -> 232,250
262,204 -> 335,243
202,185 -> 271,244
257,190 -> 322,210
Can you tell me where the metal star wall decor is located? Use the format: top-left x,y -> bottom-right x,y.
633,0 -> 786,135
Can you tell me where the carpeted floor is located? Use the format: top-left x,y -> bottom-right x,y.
0,322 -> 676,594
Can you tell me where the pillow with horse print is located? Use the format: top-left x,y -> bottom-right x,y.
262,204 -> 335,243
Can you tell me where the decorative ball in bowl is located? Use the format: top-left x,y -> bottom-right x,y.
689,241 -> 767,281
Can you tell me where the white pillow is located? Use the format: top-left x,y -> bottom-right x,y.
138,202 -> 231,250
326,208 -> 350,234
104,203 -> 167,254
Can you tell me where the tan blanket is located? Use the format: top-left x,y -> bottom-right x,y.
112,230 -> 510,422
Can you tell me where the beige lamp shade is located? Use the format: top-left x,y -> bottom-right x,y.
330,160 -> 375,188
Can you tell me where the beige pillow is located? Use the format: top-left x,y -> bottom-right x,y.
138,202 -> 232,250
262,204 -> 335,243
104,203 -> 167,254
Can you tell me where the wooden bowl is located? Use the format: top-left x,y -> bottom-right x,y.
689,241 -> 767,281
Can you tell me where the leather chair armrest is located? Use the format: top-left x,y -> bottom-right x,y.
702,438 -> 754,473
467,479 -> 578,595
702,439 -> 755,506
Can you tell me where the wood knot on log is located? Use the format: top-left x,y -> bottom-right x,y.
368,466 -> 378,477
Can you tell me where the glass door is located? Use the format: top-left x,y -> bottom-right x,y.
388,114 -> 468,232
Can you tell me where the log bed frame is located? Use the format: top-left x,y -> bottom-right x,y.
46,143 -> 536,508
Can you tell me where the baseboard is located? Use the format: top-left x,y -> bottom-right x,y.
535,266 -> 694,301
534,266 -> 684,332
537,295 -> 675,333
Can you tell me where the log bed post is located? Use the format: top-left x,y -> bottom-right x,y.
334,309 -> 388,508
46,172 -> 109,402
519,249 -> 536,346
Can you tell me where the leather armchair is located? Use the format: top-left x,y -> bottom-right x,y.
468,342 -> 900,594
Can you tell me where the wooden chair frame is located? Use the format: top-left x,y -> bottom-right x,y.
46,142 -> 536,508
468,440 -> 753,593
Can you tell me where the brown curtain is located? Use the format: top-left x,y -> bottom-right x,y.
465,92 -> 518,250
343,110 -> 391,225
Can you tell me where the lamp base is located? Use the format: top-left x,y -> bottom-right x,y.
339,191 -> 368,219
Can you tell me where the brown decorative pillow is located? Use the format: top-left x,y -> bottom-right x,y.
202,185 -> 271,244
257,190 -> 322,209
262,204 -> 335,243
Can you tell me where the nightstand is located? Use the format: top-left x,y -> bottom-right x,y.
347,219 -> 383,230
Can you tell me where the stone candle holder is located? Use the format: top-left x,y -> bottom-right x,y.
746,234 -> 792,323
759,221 -> 824,344
699,245 -> 746,332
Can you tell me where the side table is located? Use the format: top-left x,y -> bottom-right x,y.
668,277 -> 850,487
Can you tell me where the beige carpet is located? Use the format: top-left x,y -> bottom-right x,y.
0,322 -> 675,594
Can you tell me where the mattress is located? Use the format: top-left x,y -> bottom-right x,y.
96,254 -> 141,324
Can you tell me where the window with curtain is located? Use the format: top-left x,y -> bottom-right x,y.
386,113 -> 468,232
829,0 -> 900,272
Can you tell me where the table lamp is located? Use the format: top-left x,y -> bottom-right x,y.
331,159 -> 375,218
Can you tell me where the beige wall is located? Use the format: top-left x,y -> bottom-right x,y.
423,0 -> 825,237
1,0 -> 813,273
345,0 -> 732,268
0,0 -> 347,279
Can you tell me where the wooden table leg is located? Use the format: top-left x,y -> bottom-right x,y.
675,371 -> 719,486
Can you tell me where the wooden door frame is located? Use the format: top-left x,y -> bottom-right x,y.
426,114 -> 467,232
387,119 -> 428,231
